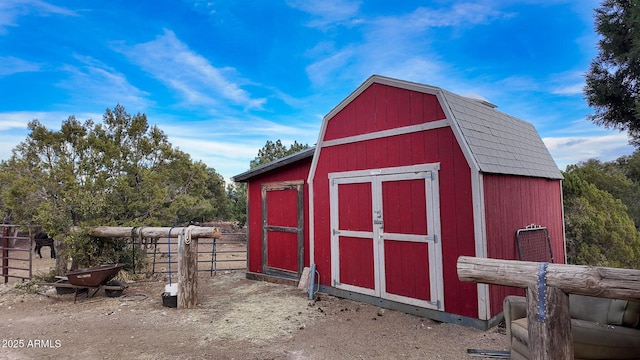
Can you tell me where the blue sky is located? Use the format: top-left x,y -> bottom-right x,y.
0,0 -> 634,182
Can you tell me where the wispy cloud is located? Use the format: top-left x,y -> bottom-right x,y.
121,29 -> 266,110
552,83 -> 584,96
182,0 -> 217,15
0,0 -> 77,34
0,110 -> 103,130
544,132 -> 634,170
0,112 -> 38,131
159,116 -> 317,139
303,3 -> 511,88
374,3 -> 508,30
0,56 -> 41,76
56,55 -> 151,110
286,0 -> 362,28
0,110 -> 102,164
155,112 -> 320,179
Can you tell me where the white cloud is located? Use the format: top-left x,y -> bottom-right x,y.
544,132 -> 634,170
377,3 -> 508,30
56,55 -> 151,110
303,3 -> 511,88
306,48 -> 356,86
547,70 -> 587,96
0,56 -> 41,76
154,112 -> 320,180
286,0 -> 361,28
0,110 -> 102,163
552,83 -> 584,95
0,110 -> 102,130
121,29 -> 266,110
0,112 -> 34,131
0,0 -> 77,34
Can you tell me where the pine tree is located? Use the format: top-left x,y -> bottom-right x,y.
584,0 -> 640,143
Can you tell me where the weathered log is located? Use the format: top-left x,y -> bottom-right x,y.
71,226 -> 221,239
526,285 -> 573,360
457,256 -> 640,301
178,236 -> 198,309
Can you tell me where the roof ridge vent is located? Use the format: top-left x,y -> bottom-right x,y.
462,94 -> 498,109
474,99 -> 497,109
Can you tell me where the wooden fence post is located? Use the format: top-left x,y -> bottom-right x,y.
178,234 -> 198,309
526,285 -> 573,360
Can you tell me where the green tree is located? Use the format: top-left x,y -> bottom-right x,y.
565,159 -> 640,227
563,170 -> 640,269
0,105 -> 228,272
229,139 -> 310,226
226,182 -> 247,226
249,140 -> 309,168
584,0 -> 640,143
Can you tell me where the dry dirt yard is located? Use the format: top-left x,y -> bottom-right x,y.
0,260 -> 507,360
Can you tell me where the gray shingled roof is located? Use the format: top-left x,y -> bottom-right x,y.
441,89 -> 563,179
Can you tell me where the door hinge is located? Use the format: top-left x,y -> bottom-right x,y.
332,229 -> 340,235
429,300 -> 441,308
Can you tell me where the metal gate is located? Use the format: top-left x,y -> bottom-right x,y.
148,231 -> 247,276
1,226 -> 33,284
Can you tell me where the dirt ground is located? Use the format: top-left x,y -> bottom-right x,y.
0,258 -> 507,360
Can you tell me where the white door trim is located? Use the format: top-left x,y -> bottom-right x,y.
329,163 -> 443,310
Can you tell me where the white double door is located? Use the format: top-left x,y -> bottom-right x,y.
329,164 -> 443,309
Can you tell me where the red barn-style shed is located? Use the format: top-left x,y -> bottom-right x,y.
233,75 -> 564,329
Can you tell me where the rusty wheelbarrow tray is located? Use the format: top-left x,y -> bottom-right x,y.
66,263 -> 126,287
40,263 -> 128,303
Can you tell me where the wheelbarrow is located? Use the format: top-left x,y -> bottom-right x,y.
41,263 -> 128,303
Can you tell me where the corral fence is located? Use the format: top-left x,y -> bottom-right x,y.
1,223 -> 247,283
140,230 -> 247,276
1,225 -> 33,284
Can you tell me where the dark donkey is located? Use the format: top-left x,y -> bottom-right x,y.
34,232 -> 56,259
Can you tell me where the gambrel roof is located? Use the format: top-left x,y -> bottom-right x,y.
233,75 -> 563,182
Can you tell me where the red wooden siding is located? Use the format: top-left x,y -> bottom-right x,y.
384,240 -> 430,300
338,182 -> 373,232
323,83 -> 446,141
336,182 -> 375,289
266,231 -> 298,272
339,236 -> 375,289
483,174 -> 564,315
246,161 -> 311,274
266,189 -> 298,227
313,84 -> 478,318
382,179 -> 427,235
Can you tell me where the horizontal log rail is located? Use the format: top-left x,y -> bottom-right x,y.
69,225 -> 221,309
71,226 -> 221,239
457,256 -> 640,360
457,256 -> 640,301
